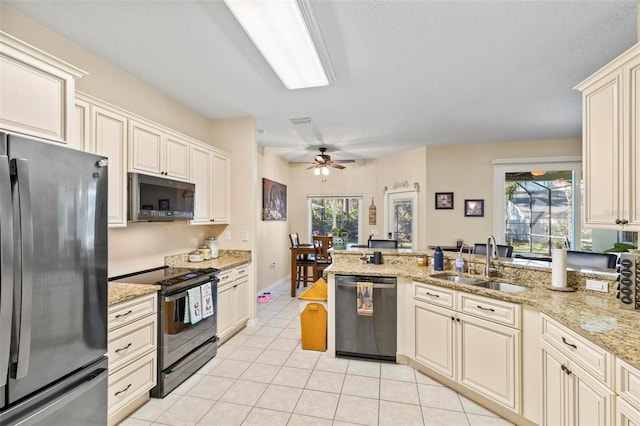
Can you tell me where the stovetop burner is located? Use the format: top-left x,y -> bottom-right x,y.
109,266 -> 219,287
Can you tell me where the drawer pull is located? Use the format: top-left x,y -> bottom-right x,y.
220,275 -> 231,280
561,365 -> 573,376
114,383 -> 132,396
115,310 -> 133,319
476,305 -> 495,312
425,292 -> 440,298
561,336 -> 577,349
115,343 -> 132,353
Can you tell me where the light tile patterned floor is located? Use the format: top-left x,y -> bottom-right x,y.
122,281 -> 514,426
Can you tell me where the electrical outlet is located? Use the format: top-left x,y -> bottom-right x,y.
586,279 -> 608,293
242,231 -> 249,241
224,231 -> 231,240
270,262 -> 276,269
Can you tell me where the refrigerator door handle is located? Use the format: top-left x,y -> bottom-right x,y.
0,155 -> 14,387
11,158 -> 34,380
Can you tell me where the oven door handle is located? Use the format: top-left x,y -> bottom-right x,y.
165,291 -> 188,302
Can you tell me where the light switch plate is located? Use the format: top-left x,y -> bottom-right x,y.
224,231 -> 231,240
585,279 -> 608,293
242,231 -> 249,241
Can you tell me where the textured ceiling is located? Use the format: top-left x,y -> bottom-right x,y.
5,1 -> 638,162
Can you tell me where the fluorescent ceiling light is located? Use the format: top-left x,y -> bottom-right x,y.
224,0 -> 335,89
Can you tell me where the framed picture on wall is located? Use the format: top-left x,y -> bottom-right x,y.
435,192 -> 454,209
262,178 -> 287,221
464,199 -> 484,217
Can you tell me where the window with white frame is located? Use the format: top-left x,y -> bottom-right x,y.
308,195 -> 363,246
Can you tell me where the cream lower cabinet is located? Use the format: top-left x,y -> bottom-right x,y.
413,282 -> 520,413
542,341 -> 614,426
541,314 -> 614,426
617,358 -> 640,426
107,293 -> 158,426
217,264 -> 249,342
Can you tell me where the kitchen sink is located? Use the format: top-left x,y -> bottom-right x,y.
431,274 -> 485,285
431,274 -> 529,293
471,281 -> 529,293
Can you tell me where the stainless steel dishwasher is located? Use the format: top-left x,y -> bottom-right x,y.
335,275 -> 397,362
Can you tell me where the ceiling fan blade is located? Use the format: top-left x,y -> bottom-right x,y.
330,159 -> 356,164
329,163 -> 346,169
306,164 -> 318,169
315,155 -> 326,163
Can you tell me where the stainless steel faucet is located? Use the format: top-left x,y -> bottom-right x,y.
485,235 -> 499,277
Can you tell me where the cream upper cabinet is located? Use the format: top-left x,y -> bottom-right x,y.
190,144 -> 214,224
576,43 -> 640,231
0,32 -> 86,145
190,142 -> 231,225
212,152 -> 230,223
129,120 -> 189,181
90,103 -> 128,228
71,98 -> 90,151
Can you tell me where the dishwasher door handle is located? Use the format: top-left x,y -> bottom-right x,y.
336,282 -> 396,289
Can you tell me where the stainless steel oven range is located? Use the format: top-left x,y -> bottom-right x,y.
110,266 -> 219,397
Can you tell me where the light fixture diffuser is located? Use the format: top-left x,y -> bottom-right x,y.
224,0 -> 335,89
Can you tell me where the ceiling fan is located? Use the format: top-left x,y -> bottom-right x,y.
306,147 -> 356,172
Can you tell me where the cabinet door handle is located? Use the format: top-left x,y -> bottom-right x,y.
622,219 -> 629,225
425,292 -> 440,298
115,310 -> 133,319
210,219 -> 215,222
114,383 -> 132,396
616,218 -> 622,225
451,316 -> 455,321
561,336 -> 577,349
115,343 -> 132,353
561,364 -> 566,372
476,305 -> 495,312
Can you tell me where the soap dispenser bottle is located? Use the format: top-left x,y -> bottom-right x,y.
455,254 -> 464,272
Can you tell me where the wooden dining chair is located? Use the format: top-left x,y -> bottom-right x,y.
290,233 -> 314,290
312,236 -> 332,280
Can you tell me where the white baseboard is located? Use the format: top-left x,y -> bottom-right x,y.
257,276 -> 289,296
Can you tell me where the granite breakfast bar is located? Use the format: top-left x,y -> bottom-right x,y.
324,248 -> 640,426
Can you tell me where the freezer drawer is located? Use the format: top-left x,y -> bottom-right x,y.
0,357 -> 108,426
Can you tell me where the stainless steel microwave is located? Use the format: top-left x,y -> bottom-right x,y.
128,173 -> 195,222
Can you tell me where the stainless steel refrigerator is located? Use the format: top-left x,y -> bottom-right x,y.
0,132 -> 109,425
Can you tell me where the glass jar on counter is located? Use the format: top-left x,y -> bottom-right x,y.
198,245 -> 211,260
205,237 -> 219,259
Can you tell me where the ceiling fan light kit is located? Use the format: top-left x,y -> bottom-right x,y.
306,147 -> 355,175
224,0 -> 335,90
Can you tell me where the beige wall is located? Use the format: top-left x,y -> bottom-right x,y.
288,146 -> 428,246
256,146 -> 290,291
425,138 -> 582,248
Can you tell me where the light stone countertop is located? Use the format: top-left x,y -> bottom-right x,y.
108,283 -> 160,306
107,250 -> 251,306
328,254 -> 640,371
165,249 -> 251,271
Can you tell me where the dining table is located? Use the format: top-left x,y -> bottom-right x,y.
290,243 -> 315,297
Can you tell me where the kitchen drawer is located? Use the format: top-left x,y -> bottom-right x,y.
217,269 -> 234,287
541,314 -> 612,386
108,293 -> 157,331
617,357 -> 640,410
108,314 -> 157,373
235,263 -> 249,280
457,292 -> 520,328
108,351 -> 156,416
414,281 -> 455,309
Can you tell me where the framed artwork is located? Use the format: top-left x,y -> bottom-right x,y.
435,192 -> 454,209
262,178 -> 287,221
464,199 -> 484,217
158,199 -> 170,211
